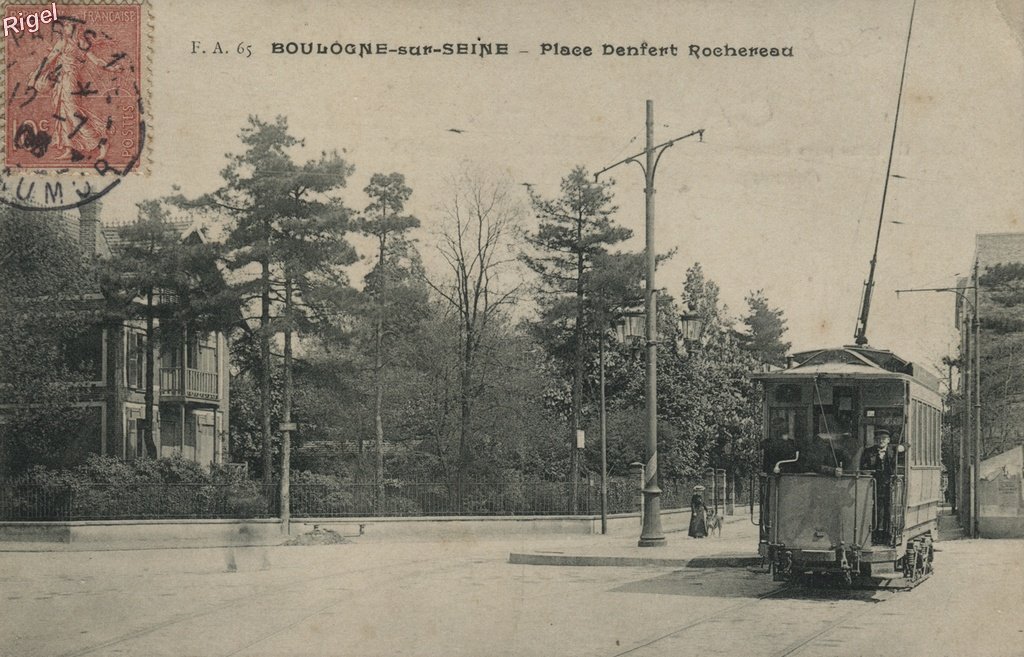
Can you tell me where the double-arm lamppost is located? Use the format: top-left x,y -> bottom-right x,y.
896,263 -> 980,538
596,100 -> 703,547
610,302 -> 704,543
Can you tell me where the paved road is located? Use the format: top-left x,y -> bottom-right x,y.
1,535 -> 1021,656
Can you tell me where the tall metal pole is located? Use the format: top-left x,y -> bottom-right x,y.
964,314 -> 973,533
599,329 -> 608,535
958,336 -> 967,520
973,260 -> 981,538
639,100 -> 665,547
593,103 -> 703,546
895,283 -> 979,534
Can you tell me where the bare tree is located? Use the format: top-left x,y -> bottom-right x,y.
426,171 -> 525,502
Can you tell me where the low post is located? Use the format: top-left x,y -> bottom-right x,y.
630,462 -> 645,529
705,468 -> 716,511
716,469 -> 726,516
725,470 -> 735,516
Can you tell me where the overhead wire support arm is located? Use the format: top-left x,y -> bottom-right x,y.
593,129 -> 704,181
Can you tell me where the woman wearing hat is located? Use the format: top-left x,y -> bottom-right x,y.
688,485 -> 709,538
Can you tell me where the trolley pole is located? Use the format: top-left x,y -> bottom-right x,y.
594,100 -> 703,548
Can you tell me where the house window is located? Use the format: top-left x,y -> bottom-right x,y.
63,326 -> 103,380
161,415 -> 181,450
185,415 -> 197,447
162,343 -> 179,369
199,335 -> 217,372
186,335 -> 198,369
126,332 -> 146,390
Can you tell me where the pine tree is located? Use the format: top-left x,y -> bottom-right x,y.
523,166 -> 633,511
214,115 -> 357,486
740,289 -> 791,368
354,172 -> 420,502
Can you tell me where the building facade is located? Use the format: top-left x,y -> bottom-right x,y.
2,205 -> 230,469
956,232 -> 1024,536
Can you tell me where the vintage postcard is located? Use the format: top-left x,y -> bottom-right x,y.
1,1 -> 1021,656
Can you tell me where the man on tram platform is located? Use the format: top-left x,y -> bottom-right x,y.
861,429 -> 898,542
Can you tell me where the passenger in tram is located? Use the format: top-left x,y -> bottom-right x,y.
808,411 -> 855,476
765,412 -> 800,473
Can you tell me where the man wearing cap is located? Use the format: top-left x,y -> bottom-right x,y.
861,430 -> 897,542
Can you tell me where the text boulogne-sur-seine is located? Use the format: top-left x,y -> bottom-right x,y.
269,40 -> 793,60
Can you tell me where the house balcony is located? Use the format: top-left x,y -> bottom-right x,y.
160,368 -> 219,402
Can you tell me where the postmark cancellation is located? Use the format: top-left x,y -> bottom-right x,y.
0,0 -> 148,210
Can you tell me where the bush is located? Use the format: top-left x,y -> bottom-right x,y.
2,456 -> 278,520
290,471 -> 355,516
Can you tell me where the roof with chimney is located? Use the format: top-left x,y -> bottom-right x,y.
68,200 -> 210,257
100,218 -> 198,253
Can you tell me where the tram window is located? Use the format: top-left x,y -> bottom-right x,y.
866,407 -> 904,448
928,407 -> 934,464
923,405 -> 928,465
769,408 -> 807,443
912,401 -> 929,466
812,403 -> 859,472
766,408 -> 807,472
929,407 -> 937,462
926,405 -> 933,464
911,402 -> 919,465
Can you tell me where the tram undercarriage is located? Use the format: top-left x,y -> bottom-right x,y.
764,533 -> 934,589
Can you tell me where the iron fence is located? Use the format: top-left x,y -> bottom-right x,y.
0,482 -> 278,521
0,475 -> 754,521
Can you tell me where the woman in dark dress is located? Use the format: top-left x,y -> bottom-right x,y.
688,486 -> 708,538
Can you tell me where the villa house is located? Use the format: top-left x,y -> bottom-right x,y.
3,204 -> 231,468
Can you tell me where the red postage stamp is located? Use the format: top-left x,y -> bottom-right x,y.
3,2 -> 144,172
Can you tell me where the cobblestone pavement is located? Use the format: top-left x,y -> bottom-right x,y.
0,533 -> 1020,657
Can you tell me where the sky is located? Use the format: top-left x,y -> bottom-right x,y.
90,0 -> 1023,374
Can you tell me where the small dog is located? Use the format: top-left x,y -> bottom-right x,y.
705,509 -> 723,537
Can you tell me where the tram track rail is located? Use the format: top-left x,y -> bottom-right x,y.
53,550 -> 476,657
611,582 -> 898,657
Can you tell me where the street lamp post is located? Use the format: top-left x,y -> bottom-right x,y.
596,100 -> 703,547
599,325 -> 608,534
896,277 -> 981,538
972,260 -> 981,539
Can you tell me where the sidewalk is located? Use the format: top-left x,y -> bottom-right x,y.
509,512 -> 762,567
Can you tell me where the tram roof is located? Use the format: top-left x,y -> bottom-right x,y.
751,345 -> 940,391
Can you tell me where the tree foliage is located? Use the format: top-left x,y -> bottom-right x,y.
524,167 -> 635,507
213,115 -> 357,484
427,171 -> 525,490
0,209 -> 99,474
740,289 -> 791,368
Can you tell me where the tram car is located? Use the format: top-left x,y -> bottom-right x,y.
752,345 -> 942,586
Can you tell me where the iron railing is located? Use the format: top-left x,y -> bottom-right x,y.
0,476 -> 753,521
0,482 -> 278,521
159,367 -> 219,400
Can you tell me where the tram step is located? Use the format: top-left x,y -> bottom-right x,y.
865,563 -> 900,579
